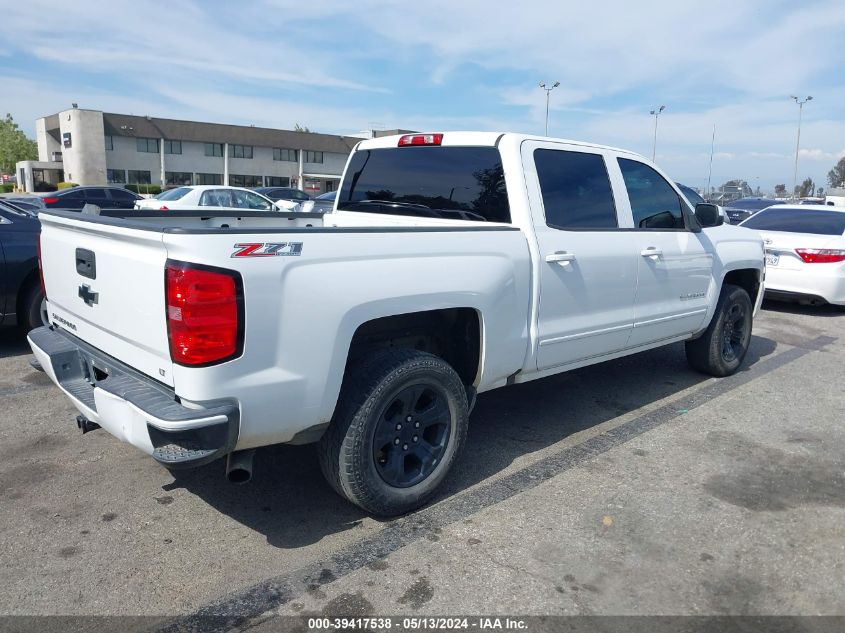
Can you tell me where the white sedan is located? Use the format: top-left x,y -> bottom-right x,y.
740,204 -> 845,305
134,185 -> 306,212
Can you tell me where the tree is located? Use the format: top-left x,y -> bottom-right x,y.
774,184 -> 787,197
0,113 -> 37,175
798,177 -> 814,198
828,157 -> 845,188
293,123 -> 313,133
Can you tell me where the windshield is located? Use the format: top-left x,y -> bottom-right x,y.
677,184 -> 704,206
741,208 -> 845,236
157,187 -> 192,201
338,146 -> 510,223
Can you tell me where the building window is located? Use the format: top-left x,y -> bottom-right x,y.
136,138 -> 159,153
229,144 -> 253,159
165,171 -> 193,186
304,151 -> 324,164
104,135 -> 113,151
229,174 -> 262,188
204,143 -> 224,157
196,173 -> 223,185
106,168 -> 125,183
266,176 -> 290,187
164,140 -> 182,154
273,148 -> 298,162
128,170 -> 152,184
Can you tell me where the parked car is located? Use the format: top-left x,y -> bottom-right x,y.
0,200 -> 45,330
723,197 -> 786,225
39,186 -> 142,210
676,183 -> 728,223
254,187 -> 312,203
740,204 -> 845,305
134,185 -> 284,211
311,190 -> 336,214
30,131 -> 764,517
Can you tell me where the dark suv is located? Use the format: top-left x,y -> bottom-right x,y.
40,186 -> 142,210
0,200 -> 45,330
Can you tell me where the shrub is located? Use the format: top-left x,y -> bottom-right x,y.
125,184 -> 162,195
57,182 -> 79,190
0,184 -> 14,193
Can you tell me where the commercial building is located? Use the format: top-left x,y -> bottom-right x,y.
16,107 -> 368,195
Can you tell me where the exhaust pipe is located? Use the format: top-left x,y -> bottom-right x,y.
226,449 -> 255,484
76,415 -> 100,434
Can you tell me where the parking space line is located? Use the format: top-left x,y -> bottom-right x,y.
159,335 -> 835,631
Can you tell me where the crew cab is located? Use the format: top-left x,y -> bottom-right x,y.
29,132 -> 765,516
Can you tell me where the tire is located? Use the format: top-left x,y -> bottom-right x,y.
319,348 -> 469,517
685,283 -> 753,377
21,284 -> 48,332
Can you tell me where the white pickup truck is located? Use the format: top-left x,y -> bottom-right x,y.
29,132 -> 765,516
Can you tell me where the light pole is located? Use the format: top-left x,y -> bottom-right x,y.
791,95 -> 812,199
650,105 -> 665,162
539,81 -> 560,136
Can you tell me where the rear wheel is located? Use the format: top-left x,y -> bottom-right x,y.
21,284 -> 48,331
319,349 -> 468,517
685,283 -> 752,377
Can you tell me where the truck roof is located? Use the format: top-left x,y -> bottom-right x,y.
355,131 -> 642,158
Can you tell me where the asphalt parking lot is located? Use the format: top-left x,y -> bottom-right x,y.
0,302 -> 843,628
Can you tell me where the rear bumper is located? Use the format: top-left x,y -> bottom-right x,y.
27,326 -> 239,468
764,267 -> 845,305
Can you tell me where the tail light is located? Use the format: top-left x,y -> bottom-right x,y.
165,261 -> 243,366
795,249 -> 845,264
37,233 -> 46,294
398,133 -> 443,147
159,205 -> 169,211
42,197 -> 59,204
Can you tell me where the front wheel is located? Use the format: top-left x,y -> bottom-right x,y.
319,349 -> 469,517
685,283 -> 753,377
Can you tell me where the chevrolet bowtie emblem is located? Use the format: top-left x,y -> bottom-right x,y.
78,284 -> 99,307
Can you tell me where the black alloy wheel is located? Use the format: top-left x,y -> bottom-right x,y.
372,384 -> 451,488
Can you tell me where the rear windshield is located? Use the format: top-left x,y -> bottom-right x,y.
158,187 -> 192,201
741,208 -> 845,235
337,146 -> 510,223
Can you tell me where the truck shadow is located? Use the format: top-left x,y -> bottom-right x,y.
167,335 -> 778,549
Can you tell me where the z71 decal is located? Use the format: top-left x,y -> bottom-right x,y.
231,242 -> 303,258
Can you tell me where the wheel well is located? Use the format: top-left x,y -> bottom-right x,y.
723,268 -> 760,302
348,308 -> 481,387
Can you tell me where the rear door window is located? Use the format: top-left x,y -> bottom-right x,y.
618,158 -> 686,229
338,146 -> 510,222
199,189 -> 235,207
534,149 -> 617,229
741,208 -> 845,235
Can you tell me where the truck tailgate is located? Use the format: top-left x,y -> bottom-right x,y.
39,213 -> 174,387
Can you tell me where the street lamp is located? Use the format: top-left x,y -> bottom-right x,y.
791,95 -> 813,199
649,105 -> 666,162
539,81 -> 560,137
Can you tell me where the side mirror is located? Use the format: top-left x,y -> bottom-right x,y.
695,203 -> 724,228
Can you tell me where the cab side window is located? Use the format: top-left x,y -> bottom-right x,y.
618,158 -> 686,229
534,149 -> 618,229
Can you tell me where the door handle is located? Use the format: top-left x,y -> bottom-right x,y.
546,251 -> 576,266
640,247 -> 663,258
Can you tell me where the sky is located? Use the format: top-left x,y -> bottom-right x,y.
2,0 -> 844,193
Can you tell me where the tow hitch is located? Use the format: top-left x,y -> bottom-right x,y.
76,415 -> 100,434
